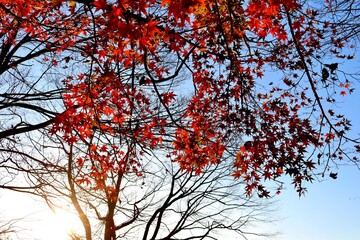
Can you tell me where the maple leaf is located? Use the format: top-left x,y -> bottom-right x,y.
162,92 -> 176,105
324,63 -> 338,74
322,68 -> 329,81
355,145 -> 360,153
98,49 -> 107,59
232,170 -> 242,179
93,0 -> 107,11
329,172 -> 338,179
325,133 -> 335,142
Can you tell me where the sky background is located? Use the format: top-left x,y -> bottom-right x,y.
275,67 -> 360,240
2,65 -> 360,240
1,13 -> 360,240
2,161 -> 360,240
276,166 -> 360,240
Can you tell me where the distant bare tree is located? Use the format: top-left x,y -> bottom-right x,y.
0,215 -> 23,240
1,127 -> 276,240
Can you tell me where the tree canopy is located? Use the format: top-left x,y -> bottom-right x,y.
0,0 -> 360,238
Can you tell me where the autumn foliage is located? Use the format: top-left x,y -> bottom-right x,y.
0,0 -> 359,201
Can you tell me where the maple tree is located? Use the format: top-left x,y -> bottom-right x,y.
0,0 -> 360,239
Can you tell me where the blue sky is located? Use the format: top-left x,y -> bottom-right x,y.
276,166 -> 360,240
2,63 -> 360,240
273,58 -> 360,240
2,87 -> 360,240
2,8 -> 360,240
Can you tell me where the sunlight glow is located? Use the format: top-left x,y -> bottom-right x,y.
34,209 -> 80,240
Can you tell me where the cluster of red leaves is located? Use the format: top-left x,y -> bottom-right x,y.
2,0 -> 357,196
51,70 -> 165,188
246,0 -> 299,40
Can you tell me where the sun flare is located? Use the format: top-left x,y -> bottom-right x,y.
35,209 -> 80,240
